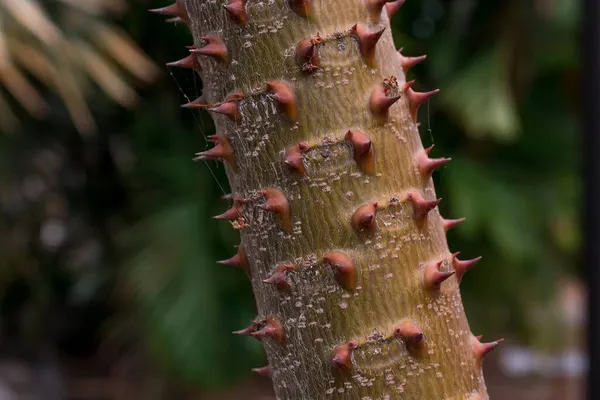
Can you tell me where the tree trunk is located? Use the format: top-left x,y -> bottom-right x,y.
155,0 -> 501,398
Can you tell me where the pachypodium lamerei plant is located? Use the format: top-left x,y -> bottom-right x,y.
151,0 -> 502,398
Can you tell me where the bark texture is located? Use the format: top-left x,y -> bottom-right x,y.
161,0 -> 500,398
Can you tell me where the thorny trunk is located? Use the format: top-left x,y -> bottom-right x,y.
153,0 -> 501,398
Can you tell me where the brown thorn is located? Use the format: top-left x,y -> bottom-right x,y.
284,142 -> 309,175
351,202 -> 379,234
393,320 -> 426,356
453,254 -> 482,283
263,264 -> 295,291
385,0 -> 406,19
149,0 -> 187,22
351,24 -> 385,67
213,199 -> 244,220
288,0 -> 311,17
332,341 -> 357,370
406,87 -> 440,122
193,134 -> 236,168
369,85 -> 401,121
323,251 -> 356,291
252,365 -> 272,378
345,129 -> 375,175
398,50 -> 427,73
167,53 -> 202,72
405,191 -> 441,221
266,81 -> 298,121
296,38 -> 320,71
423,260 -> 455,294
258,188 -> 292,233
441,217 -> 466,232
250,317 -> 285,344
471,335 -> 504,370
224,0 -> 248,26
217,245 -> 250,276
190,34 -> 228,64
181,94 -> 207,109
415,146 -> 451,179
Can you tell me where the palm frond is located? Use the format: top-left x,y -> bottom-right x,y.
0,0 -> 160,134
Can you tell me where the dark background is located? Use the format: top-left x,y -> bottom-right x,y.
0,0 -> 584,398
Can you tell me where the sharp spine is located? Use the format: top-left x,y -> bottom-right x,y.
193,134 -> 236,168
423,260 -> 455,293
323,251 -> 356,291
224,0 -> 248,26
452,252 -> 482,282
284,142 -> 309,175
351,24 -> 385,67
416,144 -> 451,179
252,365 -> 272,378
266,81 -> 298,121
250,317 -> 285,344
190,34 -> 228,63
345,129 -> 375,175
406,87 -> 440,122
393,320 -> 426,356
441,216 -> 466,232
351,202 -> 379,233
406,191 -> 441,220
288,0 -> 311,17
332,341 -> 357,370
263,264 -> 295,291
398,50 -> 427,73
258,188 -> 292,233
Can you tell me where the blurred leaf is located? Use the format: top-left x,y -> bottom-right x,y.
439,46 -> 520,141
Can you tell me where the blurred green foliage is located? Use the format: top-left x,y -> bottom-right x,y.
0,0 -> 580,392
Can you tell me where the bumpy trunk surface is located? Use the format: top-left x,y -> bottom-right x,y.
157,0 -> 500,398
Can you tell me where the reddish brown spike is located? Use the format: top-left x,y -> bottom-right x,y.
369,85 -> 401,121
405,191 -> 441,220
217,245 -> 249,275
393,320 -> 426,356
423,260 -> 455,294
165,16 -> 186,24
406,87 -> 440,122
453,254 -> 482,282
181,94 -> 207,109
323,251 -> 356,291
252,365 -> 272,378
258,188 -> 292,232
191,34 -> 228,63
149,0 -> 187,22
266,81 -> 298,121
284,143 -> 309,175
345,129 -> 375,175
385,0 -> 406,18
167,54 -> 202,71
193,134 -> 236,168
398,50 -> 427,73
251,317 -> 285,344
441,216 -> 466,232
332,341 -> 357,370
351,24 -> 385,67
213,199 -> 244,220
288,0 -> 311,17
366,0 -> 389,22
232,320 -> 258,336
415,146 -> 451,179
224,0 -> 248,26
351,202 -> 379,233
295,38 -> 320,71
471,335 -> 504,370
263,264 -> 295,291
208,92 -> 243,121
